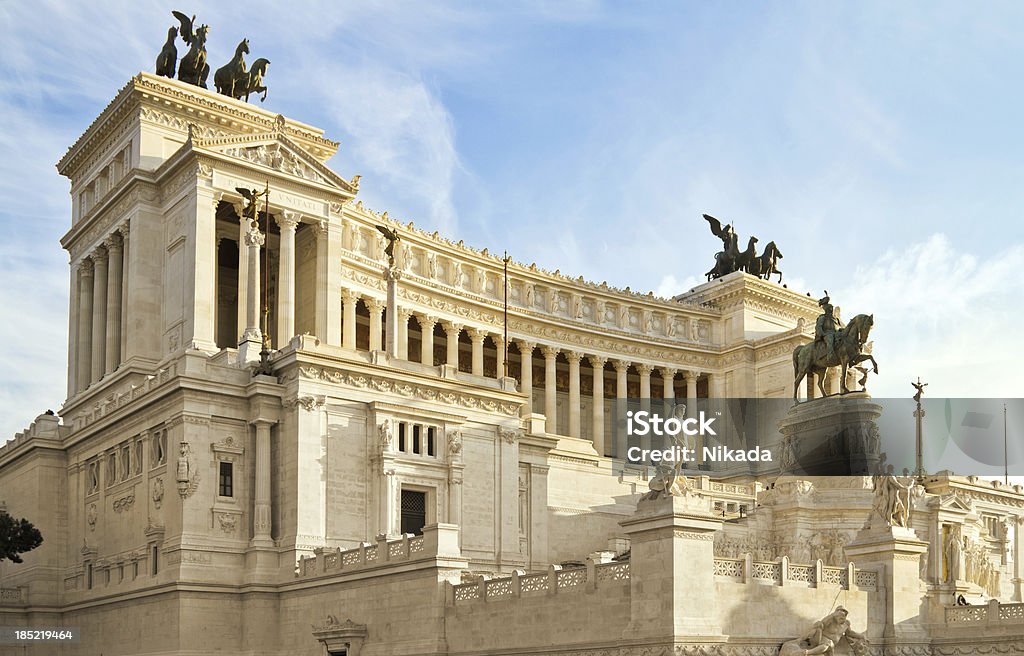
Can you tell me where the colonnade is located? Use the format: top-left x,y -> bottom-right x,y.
71,223 -> 129,394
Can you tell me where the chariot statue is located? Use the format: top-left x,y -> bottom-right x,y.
703,213 -> 784,282
792,292 -> 878,401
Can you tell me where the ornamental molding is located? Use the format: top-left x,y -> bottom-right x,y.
284,395 -> 327,413
297,366 -> 520,416
112,491 -> 135,513
673,530 -> 716,541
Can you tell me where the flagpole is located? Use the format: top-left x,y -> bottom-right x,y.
503,251 -> 510,378
1006,403 -> 1009,485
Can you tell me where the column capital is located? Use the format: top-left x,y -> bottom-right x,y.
397,307 -> 414,321
587,355 -> 608,369
244,228 -> 266,248
212,190 -> 224,210
418,313 -> 439,329
467,327 -> 486,343
92,247 -> 108,265
564,350 -> 583,363
78,258 -> 94,276
313,219 -> 331,239
103,232 -> 122,252
515,339 -> 536,353
442,320 -> 463,335
276,211 -> 301,231
540,345 -> 560,360
636,363 -> 653,376
364,297 -> 385,314
659,366 -> 678,378
341,288 -> 360,303
685,370 -> 700,382
233,202 -> 248,223
613,359 -> 631,373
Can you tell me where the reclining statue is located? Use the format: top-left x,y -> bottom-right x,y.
779,607 -> 868,656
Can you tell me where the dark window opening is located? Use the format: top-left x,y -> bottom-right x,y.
151,546 -> 159,575
413,425 -> 421,454
219,461 -> 234,497
398,423 -> 406,452
400,489 -> 427,535
86,563 -> 93,589
427,427 -> 436,456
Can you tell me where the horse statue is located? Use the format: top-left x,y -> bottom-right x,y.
745,240 -> 783,282
792,313 -> 878,401
232,58 -> 270,102
155,26 -> 178,78
173,11 -> 210,88
734,236 -> 759,273
214,38 -> 249,98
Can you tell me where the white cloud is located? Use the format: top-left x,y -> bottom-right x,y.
836,233 -> 1024,398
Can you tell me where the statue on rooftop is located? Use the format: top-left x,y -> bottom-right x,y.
376,224 -> 401,268
172,11 -> 210,88
792,293 -> 878,401
155,25 -> 178,78
703,213 -> 784,282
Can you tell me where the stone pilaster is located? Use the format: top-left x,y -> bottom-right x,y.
251,419 -> 275,548
276,211 -> 300,348
90,247 -> 108,381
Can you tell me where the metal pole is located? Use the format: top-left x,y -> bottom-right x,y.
1006,403 -> 1010,485
503,251 -> 510,378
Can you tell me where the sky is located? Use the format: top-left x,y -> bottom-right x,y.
1,1 -> 1023,442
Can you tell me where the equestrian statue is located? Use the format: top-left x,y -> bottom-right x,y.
214,38 -> 271,102
702,213 -> 784,282
792,291 -> 878,401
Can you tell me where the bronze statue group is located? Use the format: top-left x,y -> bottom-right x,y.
155,11 -> 270,103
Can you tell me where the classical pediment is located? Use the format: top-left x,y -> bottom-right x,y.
194,131 -> 359,197
938,492 -> 973,514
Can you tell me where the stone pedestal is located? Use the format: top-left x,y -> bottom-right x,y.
777,392 -> 882,476
845,524 -> 929,641
619,493 -> 724,643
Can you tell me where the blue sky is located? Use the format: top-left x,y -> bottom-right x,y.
2,2 -> 1023,441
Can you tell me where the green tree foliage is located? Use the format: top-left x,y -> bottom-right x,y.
0,510 -> 43,563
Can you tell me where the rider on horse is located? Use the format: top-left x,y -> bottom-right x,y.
814,291 -> 843,361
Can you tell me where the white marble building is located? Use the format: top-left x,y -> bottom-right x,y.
1,73 -> 1023,655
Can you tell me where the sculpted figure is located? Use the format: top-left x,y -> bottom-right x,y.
779,607 -> 868,656
155,26 -> 178,78
792,293 -> 878,401
873,474 -> 916,528
814,291 -> 843,362
172,11 -> 210,88
375,224 -> 400,267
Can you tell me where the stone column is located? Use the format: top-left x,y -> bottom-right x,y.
637,364 -> 652,406
341,289 -> 358,350
90,247 -> 108,382
542,346 -> 559,434
118,222 -> 130,364
238,223 -> 265,364
276,211 -> 300,349
661,367 -> 677,418
251,420 -> 275,547
104,235 -> 123,375
517,340 -> 535,416
396,308 -> 412,360
419,315 -> 437,365
384,267 -> 401,358
76,259 -> 94,391
1014,516 -> 1023,601
468,328 -> 485,376
494,334 -> 506,379
366,298 -> 384,352
614,360 -> 631,459
234,204 -> 249,342
567,351 -> 582,438
685,371 -> 698,400
589,356 -> 607,455
314,220 -> 343,346
66,264 -> 79,398
444,321 -> 462,367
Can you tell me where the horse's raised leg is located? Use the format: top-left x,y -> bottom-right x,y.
817,370 -> 827,398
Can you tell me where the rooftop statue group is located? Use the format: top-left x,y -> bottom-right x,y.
703,213 -> 784,282
155,11 -> 270,102
792,291 -> 878,402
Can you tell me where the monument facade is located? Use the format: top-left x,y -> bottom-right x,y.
1,72 -> 1023,655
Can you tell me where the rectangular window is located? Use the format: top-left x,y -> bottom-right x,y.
105,569 -> 110,585
86,563 -> 93,590
118,565 -> 124,582
398,422 -> 406,452
151,545 -> 159,575
413,425 -> 421,454
133,561 -> 139,579
121,445 -> 131,480
400,489 -> 427,536
219,461 -> 234,497
427,427 -> 436,456
135,440 -> 144,475
107,453 -> 117,486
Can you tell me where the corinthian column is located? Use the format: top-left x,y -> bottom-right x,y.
567,351 -> 582,438
76,259 -> 94,391
276,211 -> 300,348
468,328 -> 485,376
589,355 -> 607,455
443,321 -> 462,367
419,314 -> 437,365
238,224 -> 265,365
541,346 -> 559,433
613,360 -> 631,459
518,340 -> 535,416
90,248 -> 108,382
686,371 -> 699,400
366,298 -> 385,352
396,308 -> 412,360
234,203 -> 250,342
104,235 -> 123,375
341,289 -> 358,350
637,364 -> 652,402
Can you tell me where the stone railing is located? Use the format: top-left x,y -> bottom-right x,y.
713,555 -> 876,591
946,600 -> 1024,626
449,559 -> 630,605
0,587 -> 27,606
69,363 -> 178,432
295,524 -> 459,579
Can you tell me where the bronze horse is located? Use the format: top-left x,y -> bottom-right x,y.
214,38 -> 249,98
155,26 -> 177,78
792,313 -> 878,401
177,23 -> 210,88
745,240 -> 783,282
235,58 -> 270,102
